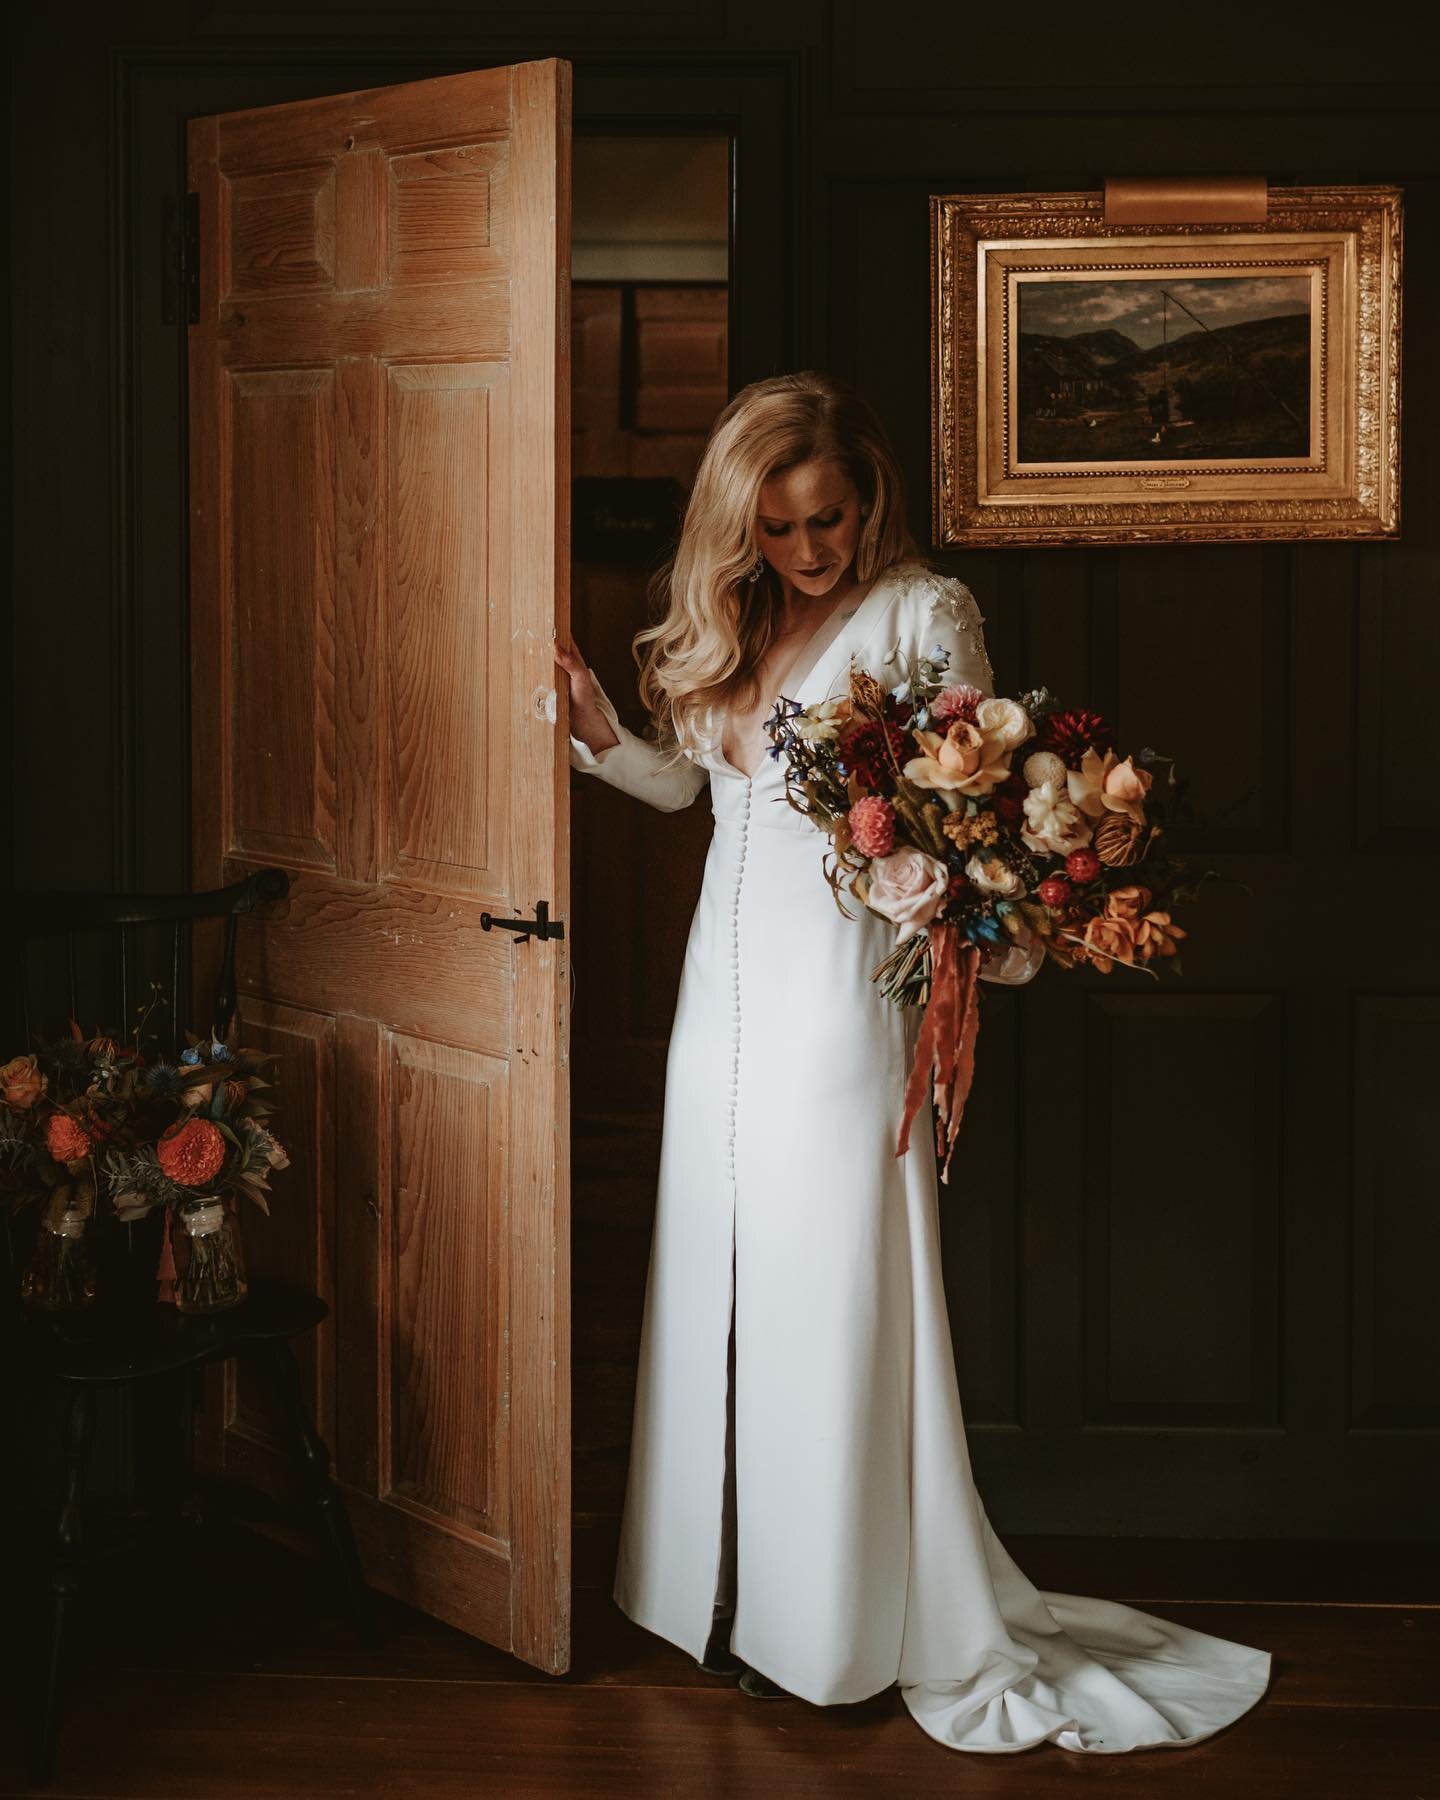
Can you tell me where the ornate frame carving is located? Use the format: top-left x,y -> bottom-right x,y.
930,186 -> 1402,547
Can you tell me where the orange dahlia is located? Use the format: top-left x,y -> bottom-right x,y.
156,1116 -> 226,1188
45,1112 -> 93,1163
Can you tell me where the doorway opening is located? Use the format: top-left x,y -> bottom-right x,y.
567,130 -> 731,1599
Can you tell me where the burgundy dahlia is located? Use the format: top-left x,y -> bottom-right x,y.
1036,707 -> 1116,768
840,719 -> 911,791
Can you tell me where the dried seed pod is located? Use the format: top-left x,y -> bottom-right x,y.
848,667 -> 888,720
1022,750 -> 1068,789
1093,812 -> 1145,866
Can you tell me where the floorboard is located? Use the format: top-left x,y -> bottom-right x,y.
1,1521 -> 1434,1798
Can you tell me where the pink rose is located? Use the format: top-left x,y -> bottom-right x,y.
864,848 -> 950,944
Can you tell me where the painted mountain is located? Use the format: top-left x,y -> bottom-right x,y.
1013,291 -> 1312,464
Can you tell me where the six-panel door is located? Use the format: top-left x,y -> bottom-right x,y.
186,57 -> 573,1672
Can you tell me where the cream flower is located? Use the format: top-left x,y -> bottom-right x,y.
975,696 -> 1032,751
793,695 -> 853,742
965,854 -> 1025,899
865,848 -> 950,944
1021,777 -> 1094,858
1067,746 -> 1153,825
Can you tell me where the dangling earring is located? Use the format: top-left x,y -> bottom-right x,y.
747,552 -> 765,583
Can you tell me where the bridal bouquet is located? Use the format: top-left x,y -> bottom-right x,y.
762,643 -> 1212,1180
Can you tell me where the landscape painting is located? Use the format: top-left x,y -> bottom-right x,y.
1015,274 -> 1312,464
930,185 -> 1402,545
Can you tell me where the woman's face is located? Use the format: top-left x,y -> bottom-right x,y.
755,457 -> 865,600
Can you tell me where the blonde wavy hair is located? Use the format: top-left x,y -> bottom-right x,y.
631,370 -> 923,765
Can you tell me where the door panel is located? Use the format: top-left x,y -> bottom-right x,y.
187,57 -> 572,1672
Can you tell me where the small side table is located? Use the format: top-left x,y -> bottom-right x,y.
5,1275 -> 375,1787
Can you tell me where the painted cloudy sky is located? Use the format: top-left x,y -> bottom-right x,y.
1018,275 -> 1311,351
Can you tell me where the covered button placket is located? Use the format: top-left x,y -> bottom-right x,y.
726,780 -> 751,1183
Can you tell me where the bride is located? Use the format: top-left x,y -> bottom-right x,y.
555,371 -> 1272,1753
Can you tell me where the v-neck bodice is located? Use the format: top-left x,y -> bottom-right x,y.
700,560 -> 910,783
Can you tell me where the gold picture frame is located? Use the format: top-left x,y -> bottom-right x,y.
930,185 -> 1402,547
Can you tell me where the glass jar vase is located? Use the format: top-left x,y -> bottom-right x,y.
21,1177 -> 98,1310
174,1195 -> 248,1313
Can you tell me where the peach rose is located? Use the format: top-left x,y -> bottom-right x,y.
1068,747 -> 1152,825
1080,913 -> 1141,973
865,848 -> 950,944
905,696 -> 1032,800
1104,883 -> 1153,921
1,1054 -> 46,1110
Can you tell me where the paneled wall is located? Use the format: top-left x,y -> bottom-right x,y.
9,0 -> 1438,1537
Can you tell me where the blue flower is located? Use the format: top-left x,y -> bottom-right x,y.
962,912 -> 1004,946
209,1038 -> 232,1060
180,1047 -> 201,1065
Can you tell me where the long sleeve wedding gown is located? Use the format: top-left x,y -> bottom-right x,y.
568,556 -> 1272,1753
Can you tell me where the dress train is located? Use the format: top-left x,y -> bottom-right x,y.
708,1208 -> 1272,1754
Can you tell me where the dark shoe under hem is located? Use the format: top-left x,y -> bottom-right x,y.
697,1619 -> 745,1677
738,1663 -> 791,1699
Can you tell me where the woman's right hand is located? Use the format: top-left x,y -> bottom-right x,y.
554,636 -> 621,755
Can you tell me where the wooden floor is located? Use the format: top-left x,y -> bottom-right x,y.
1,1517 -> 1436,1798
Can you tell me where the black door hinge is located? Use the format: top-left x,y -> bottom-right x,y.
480,899 -> 565,941
161,192 -> 200,326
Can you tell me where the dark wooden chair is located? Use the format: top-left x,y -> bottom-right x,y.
0,869 -> 376,1787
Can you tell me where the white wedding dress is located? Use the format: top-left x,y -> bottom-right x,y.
568,556 -> 1272,1752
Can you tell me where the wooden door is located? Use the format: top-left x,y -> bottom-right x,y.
186,59 -> 573,1672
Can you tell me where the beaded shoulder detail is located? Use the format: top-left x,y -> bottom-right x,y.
911,569 -> 994,691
